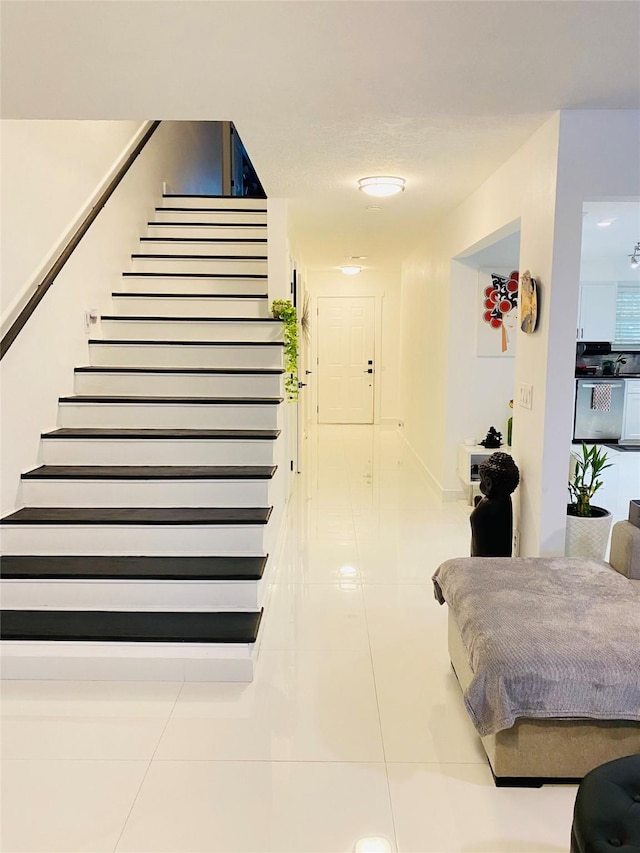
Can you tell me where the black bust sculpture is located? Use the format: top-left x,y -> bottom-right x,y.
470,452 -> 520,557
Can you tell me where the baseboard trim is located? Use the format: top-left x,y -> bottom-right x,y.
397,430 -> 445,500
442,488 -> 466,503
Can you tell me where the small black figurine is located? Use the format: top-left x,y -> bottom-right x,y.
479,426 -> 502,448
470,452 -> 520,557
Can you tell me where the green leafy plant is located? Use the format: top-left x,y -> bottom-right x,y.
567,443 -> 612,517
271,299 -> 298,401
615,354 -> 627,375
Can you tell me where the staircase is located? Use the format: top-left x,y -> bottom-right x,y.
0,195 -> 285,681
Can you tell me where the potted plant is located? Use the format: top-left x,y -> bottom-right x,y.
565,443 -> 613,559
271,299 -> 298,401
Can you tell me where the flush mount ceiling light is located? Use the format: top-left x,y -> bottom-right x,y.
597,218 -> 615,228
340,265 -> 362,275
629,241 -> 640,269
358,176 -> 405,197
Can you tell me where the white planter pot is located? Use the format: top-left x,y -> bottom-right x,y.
565,507 -> 613,560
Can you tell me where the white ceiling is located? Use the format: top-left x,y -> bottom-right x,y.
1,1 -> 639,272
582,202 -> 640,261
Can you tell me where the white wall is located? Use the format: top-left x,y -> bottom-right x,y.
306,266 -> 401,425
266,197 -> 296,514
446,260 -> 516,477
0,121 -> 223,514
399,110 -> 640,555
1,121 -> 141,319
581,260 -> 640,282
1,120 -> 223,330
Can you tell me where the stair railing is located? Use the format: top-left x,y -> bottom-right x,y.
0,120 -> 161,361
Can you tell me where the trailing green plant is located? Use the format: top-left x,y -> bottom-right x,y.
567,442 -> 612,517
271,299 -> 298,401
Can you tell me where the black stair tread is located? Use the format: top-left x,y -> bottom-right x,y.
113,292 -> 268,298
132,254 -> 267,261
1,507 -> 272,525
163,193 -> 267,200
122,272 -> 268,279
58,395 -> 283,404
148,222 -> 267,228
100,315 -> 281,323
157,209 -> 266,215
41,428 -> 281,440
141,237 -> 267,244
75,367 -> 285,375
89,339 -> 284,347
0,609 -> 263,644
1,555 -> 267,580
22,465 -> 277,480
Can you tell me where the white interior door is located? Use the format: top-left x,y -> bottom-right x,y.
318,296 -> 375,423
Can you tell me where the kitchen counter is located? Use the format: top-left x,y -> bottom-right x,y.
574,374 -> 640,379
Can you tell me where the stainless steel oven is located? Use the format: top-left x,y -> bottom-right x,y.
573,378 -> 625,442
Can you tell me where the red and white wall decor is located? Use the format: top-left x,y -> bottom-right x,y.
477,268 -> 519,357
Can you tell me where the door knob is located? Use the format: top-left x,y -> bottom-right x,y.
305,370 -> 313,375
298,381 -> 307,388
364,368 -> 374,374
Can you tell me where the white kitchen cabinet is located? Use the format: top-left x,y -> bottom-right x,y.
577,283 -> 618,341
621,379 -> 640,442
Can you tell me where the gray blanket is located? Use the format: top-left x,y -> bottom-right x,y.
432,557 -> 640,737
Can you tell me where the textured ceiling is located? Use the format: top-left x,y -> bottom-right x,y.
2,1 -> 639,271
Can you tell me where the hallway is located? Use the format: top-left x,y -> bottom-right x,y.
2,425 -> 579,852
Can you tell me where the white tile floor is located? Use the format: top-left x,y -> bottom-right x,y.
2,425 -> 637,853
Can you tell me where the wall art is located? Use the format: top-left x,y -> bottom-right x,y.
477,268 -> 519,357
520,270 -> 538,334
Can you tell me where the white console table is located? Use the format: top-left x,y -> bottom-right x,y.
456,443 -> 513,504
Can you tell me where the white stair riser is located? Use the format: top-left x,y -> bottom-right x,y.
140,240 -> 267,257
99,319 -> 282,342
89,343 -> 283,369
1,578 -> 264,610
154,209 -> 267,225
0,643 -> 256,682
131,257 -> 267,275
41,439 -> 276,466
0,523 -> 267,555
119,276 -> 267,295
147,225 -> 266,240
162,197 -> 267,211
58,402 -> 280,429
111,296 -> 270,317
21,478 -> 272,508
75,372 -> 282,397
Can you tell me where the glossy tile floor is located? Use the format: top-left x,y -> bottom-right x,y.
5,425 -> 637,852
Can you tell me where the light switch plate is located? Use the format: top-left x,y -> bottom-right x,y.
518,383 -> 533,409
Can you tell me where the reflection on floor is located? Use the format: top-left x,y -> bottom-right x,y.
3,424 -> 606,852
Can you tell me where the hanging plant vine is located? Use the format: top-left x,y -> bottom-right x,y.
271,299 -> 298,401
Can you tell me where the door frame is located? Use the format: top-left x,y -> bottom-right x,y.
312,293 -> 383,425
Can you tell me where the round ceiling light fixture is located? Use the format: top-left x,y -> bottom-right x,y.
358,176 -> 406,197
340,265 -> 362,275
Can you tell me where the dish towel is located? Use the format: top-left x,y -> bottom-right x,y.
591,384 -> 612,412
